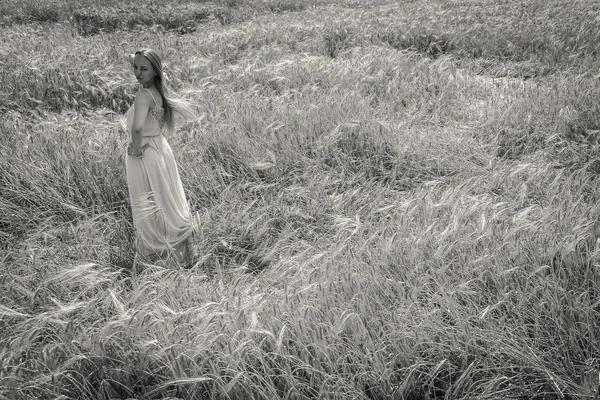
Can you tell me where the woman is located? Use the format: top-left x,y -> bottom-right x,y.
125,48 -> 194,265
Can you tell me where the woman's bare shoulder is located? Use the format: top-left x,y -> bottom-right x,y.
134,89 -> 153,105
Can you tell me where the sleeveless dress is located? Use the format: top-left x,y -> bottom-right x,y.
125,89 -> 192,263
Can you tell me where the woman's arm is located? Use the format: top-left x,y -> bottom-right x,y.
130,90 -> 153,156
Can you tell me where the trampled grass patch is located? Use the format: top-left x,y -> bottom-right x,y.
1,0 -> 321,29
378,29 -> 454,58
0,0 -> 65,24
1,0 -> 232,26
317,0 -> 600,74
72,3 -> 221,36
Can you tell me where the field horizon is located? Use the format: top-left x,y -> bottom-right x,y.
2,0 -> 600,399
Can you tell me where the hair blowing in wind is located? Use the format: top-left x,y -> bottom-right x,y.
134,48 -> 196,134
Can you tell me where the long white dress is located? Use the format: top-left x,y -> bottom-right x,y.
125,90 -> 192,263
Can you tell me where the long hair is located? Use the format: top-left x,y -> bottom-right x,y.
133,48 -> 195,135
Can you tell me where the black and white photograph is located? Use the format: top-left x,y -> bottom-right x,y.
1,0 -> 600,398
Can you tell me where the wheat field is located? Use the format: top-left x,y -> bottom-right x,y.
2,0 -> 600,398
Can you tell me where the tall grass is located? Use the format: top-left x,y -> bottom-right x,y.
2,0 -> 600,398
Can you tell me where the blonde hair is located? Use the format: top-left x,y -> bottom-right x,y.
133,48 -> 195,134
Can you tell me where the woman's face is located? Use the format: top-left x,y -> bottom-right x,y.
132,54 -> 156,87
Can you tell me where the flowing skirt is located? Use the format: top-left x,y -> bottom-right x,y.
126,134 -> 192,263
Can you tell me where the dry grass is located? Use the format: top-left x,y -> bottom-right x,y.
2,0 -> 600,398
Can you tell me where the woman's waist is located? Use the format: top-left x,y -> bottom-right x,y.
140,134 -> 165,144
127,127 -> 162,137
